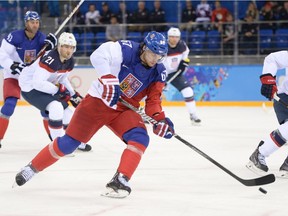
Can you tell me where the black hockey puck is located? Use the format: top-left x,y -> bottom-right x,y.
259,187 -> 267,194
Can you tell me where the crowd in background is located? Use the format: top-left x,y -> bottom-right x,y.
1,0 -> 288,56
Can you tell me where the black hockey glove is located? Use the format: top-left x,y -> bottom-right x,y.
177,58 -> 190,76
54,84 -> 70,101
70,91 -> 83,108
44,33 -> 57,51
10,62 -> 25,75
260,73 -> 277,100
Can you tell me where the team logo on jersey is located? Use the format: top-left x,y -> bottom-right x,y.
171,57 -> 179,69
24,50 -> 37,64
120,73 -> 143,98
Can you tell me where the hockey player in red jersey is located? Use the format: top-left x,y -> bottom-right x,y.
15,31 -> 175,198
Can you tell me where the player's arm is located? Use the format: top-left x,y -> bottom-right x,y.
0,39 -> 21,71
260,51 -> 288,100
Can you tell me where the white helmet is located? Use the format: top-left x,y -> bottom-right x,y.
58,32 -> 77,47
168,27 -> 181,37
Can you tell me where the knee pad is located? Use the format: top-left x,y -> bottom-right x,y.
123,127 -> 149,147
46,101 -> 64,120
0,97 -> 17,117
181,87 -> 194,100
57,134 -> 81,154
273,122 -> 288,146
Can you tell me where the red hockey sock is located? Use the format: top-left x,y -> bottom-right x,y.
42,118 -> 50,135
0,117 -> 9,140
31,139 -> 65,171
117,141 -> 147,179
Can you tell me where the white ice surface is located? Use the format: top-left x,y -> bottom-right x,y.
0,105 -> 287,216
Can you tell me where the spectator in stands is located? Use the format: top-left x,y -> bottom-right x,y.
278,1 -> 288,29
222,13 -> 235,55
244,1 -> 259,21
117,1 -> 133,24
211,0 -> 230,32
71,8 -> 85,34
106,15 -> 124,42
149,0 -> 166,32
240,14 -> 258,54
259,1 -> 276,30
180,0 -> 196,32
48,0 -> 60,17
195,0 -> 212,31
100,2 -> 112,25
130,1 -> 150,33
85,4 -> 101,34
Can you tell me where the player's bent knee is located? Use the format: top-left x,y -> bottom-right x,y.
46,101 -> 64,120
0,97 -> 17,117
123,127 -> 149,147
57,134 -> 81,154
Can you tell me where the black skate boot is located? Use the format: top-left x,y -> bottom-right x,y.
77,143 -> 92,152
246,141 -> 268,174
101,172 -> 131,198
15,163 -> 38,186
190,114 -> 201,125
278,156 -> 288,178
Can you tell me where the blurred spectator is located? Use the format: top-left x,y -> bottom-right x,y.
211,1 -> 230,32
259,1 -> 276,30
195,0 -> 212,31
71,8 -> 85,34
180,0 -> 196,32
278,1 -> 288,29
130,1 -> 149,33
117,1 -> 133,24
240,14 -> 258,54
222,13 -> 235,55
106,15 -> 124,42
244,1 -> 259,21
100,2 -> 112,24
85,4 -> 101,34
48,0 -> 59,17
149,0 -> 166,32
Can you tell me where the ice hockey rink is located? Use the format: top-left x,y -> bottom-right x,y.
0,104 -> 288,216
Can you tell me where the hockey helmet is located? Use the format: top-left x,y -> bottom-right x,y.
144,31 -> 168,55
24,11 -> 40,22
167,27 -> 181,37
58,32 -> 77,47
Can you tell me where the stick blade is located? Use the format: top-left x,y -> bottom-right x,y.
241,174 -> 275,186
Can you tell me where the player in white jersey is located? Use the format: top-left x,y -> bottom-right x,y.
246,50 -> 288,178
0,11 -> 57,148
163,27 -> 201,124
19,32 -> 91,152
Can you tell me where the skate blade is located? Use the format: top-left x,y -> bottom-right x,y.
246,161 -> 268,176
101,188 -> 130,199
276,170 -> 288,179
191,122 -> 201,126
64,153 -> 75,157
12,181 -> 19,188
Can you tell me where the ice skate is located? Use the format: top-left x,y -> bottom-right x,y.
77,143 -> 92,152
278,156 -> 288,179
101,172 -> 131,198
246,147 -> 268,175
14,163 -> 38,187
190,114 -> 201,125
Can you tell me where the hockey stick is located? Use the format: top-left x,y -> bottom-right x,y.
273,93 -> 288,108
30,0 -> 85,64
119,97 -> 276,186
166,69 -> 182,84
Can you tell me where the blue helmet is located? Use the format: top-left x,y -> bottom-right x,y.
144,31 -> 168,55
24,11 -> 40,22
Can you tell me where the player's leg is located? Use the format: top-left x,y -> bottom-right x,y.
247,93 -> 288,174
40,110 -> 53,141
170,75 -> 201,125
63,107 -> 92,152
15,95 -> 104,186
103,109 -> 148,198
0,78 -> 20,148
